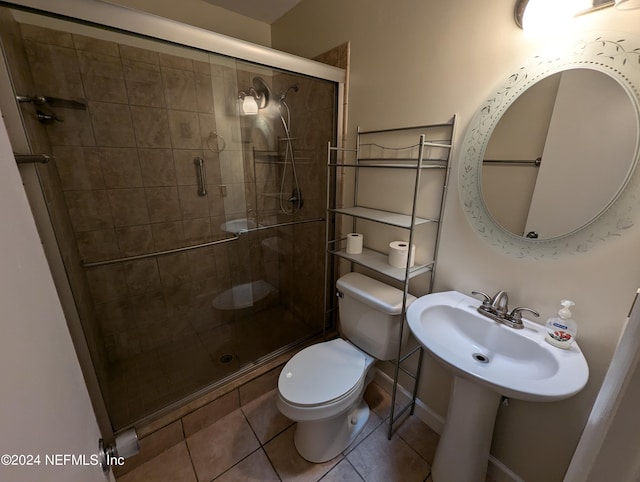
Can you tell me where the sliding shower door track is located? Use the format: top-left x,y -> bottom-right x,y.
120,330 -> 333,436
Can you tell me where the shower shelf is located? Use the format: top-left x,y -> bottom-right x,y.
330,247 -> 434,282
324,117 -> 457,441
329,206 -> 438,228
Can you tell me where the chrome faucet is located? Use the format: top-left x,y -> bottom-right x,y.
472,290 -> 539,329
490,290 -> 509,316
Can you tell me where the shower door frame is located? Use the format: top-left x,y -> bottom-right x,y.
1,0 -> 345,441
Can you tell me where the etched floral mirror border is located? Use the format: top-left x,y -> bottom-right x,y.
460,32 -> 640,259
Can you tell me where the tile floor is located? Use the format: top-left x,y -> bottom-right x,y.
117,382 -> 444,482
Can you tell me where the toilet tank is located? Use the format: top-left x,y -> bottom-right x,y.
336,272 -> 416,361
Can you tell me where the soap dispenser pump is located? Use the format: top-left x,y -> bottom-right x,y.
545,300 -> 577,349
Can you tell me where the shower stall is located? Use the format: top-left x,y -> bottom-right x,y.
0,1 -> 342,434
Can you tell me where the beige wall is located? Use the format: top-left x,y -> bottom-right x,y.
273,1 -> 640,481
104,0 -> 271,47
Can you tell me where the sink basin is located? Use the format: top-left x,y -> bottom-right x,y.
220,218 -> 257,234
407,291 -> 588,401
406,290 -> 589,481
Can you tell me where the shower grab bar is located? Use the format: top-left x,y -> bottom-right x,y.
194,157 -> 207,196
14,153 -> 52,164
81,217 -> 324,268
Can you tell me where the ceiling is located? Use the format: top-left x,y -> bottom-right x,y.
202,0 -> 304,24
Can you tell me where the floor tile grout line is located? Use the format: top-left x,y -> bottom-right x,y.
238,404 -> 284,481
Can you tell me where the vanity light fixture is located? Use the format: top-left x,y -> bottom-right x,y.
515,0 -> 615,30
238,76 -> 271,115
614,0 -> 640,9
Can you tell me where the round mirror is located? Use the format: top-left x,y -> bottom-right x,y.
482,68 -> 637,239
460,34 -> 640,258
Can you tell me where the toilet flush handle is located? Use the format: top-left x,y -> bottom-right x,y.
336,290 -> 344,298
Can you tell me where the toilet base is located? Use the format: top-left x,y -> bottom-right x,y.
294,399 -> 370,463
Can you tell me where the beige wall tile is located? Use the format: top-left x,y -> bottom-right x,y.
183,217 -> 211,244
100,147 -> 143,189
131,291 -> 166,324
107,188 -> 150,226
168,110 -> 202,149
146,186 -> 181,223
72,34 -> 119,56
115,225 -> 154,257
45,109 -> 96,146
123,59 -> 164,108
130,106 -> 171,148
162,67 -> 198,111
75,228 -> 119,262
195,73 -> 214,113
85,264 -> 128,304
182,389 -> 239,437
119,44 -> 159,65
90,101 -> 136,147
157,253 -> 191,288
163,283 -> 193,317
53,146 -> 104,190
238,366 -> 281,405
151,220 -> 185,250
159,52 -> 193,71
138,148 -> 176,186
64,190 -> 113,232
123,259 -> 161,296
178,185 -> 210,219
19,23 -> 73,47
24,40 -> 84,98
187,246 -> 217,281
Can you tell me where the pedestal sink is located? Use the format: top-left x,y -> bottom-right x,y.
406,291 -> 589,482
220,218 -> 257,234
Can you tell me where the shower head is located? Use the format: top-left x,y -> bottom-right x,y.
252,76 -> 272,107
280,84 -> 299,102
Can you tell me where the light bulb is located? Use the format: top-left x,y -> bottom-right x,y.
615,0 -> 640,9
241,95 -> 259,115
522,0 -> 576,36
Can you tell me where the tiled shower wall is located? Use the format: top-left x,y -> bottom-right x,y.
18,23 -> 245,362
16,20 -> 335,364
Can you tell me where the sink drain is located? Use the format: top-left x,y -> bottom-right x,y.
472,352 -> 490,364
218,354 -> 235,365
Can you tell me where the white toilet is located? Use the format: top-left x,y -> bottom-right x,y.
277,272 -> 415,463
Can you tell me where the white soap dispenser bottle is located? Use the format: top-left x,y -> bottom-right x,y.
545,300 -> 577,349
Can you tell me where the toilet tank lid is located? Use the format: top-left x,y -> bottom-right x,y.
337,272 -> 416,315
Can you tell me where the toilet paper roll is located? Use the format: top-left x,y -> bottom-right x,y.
346,233 -> 363,254
388,241 -> 415,268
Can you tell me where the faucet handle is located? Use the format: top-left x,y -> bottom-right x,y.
471,291 -> 492,307
508,307 -> 540,323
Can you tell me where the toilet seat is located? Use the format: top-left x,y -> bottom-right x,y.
279,339 -> 367,407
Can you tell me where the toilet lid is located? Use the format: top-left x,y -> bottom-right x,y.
279,339 -> 366,406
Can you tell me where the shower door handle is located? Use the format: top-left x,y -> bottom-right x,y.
194,157 -> 207,196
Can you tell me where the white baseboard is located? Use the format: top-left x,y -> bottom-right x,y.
373,368 -> 523,482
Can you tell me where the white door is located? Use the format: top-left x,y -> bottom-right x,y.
0,113 -> 110,482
